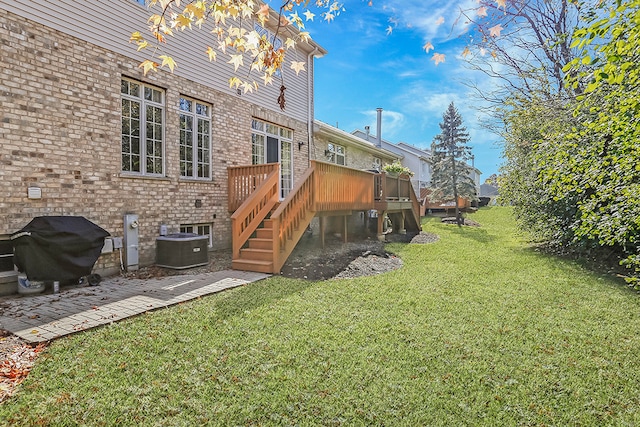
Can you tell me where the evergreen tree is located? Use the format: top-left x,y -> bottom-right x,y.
430,102 -> 477,226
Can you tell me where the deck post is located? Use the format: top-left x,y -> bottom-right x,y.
398,211 -> 406,235
377,212 -> 385,242
343,215 -> 348,243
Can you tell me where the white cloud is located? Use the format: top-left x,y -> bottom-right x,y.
380,0 -> 479,42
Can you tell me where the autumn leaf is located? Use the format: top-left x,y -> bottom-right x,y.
423,41 -> 434,53
206,46 -> 217,61
303,10 -> 315,21
298,31 -> 311,43
174,14 -> 192,30
139,59 -> 159,75
461,46 -> 471,58
495,0 -> 506,10
240,81 -> 258,93
261,73 -> 274,86
432,53 -> 445,65
285,38 -> 296,49
477,6 -> 488,17
257,4 -> 270,24
228,54 -> 243,71
159,55 -> 176,72
229,76 -> 242,89
291,61 -> 306,75
136,40 -> 149,51
489,24 -> 503,37
435,16 -> 445,26
129,31 -> 144,43
386,25 -> 393,35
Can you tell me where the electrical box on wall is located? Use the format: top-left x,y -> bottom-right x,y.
101,237 -> 114,254
112,237 -> 123,249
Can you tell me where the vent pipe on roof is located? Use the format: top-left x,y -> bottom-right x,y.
364,125 -> 370,140
376,108 -> 382,147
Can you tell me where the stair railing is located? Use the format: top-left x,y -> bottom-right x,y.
270,164 -> 316,273
229,164 -> 280,260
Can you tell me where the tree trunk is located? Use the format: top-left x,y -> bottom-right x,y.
451,150 -> 461,227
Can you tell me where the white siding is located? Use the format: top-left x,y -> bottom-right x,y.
0,0 -> 315,122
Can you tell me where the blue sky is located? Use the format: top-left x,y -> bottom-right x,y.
303,0 -> 503,179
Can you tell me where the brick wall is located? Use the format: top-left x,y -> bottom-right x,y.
314,133 -> 385,171
0,11 -> 310,275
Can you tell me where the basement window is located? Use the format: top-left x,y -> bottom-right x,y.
179,224 -> 212,248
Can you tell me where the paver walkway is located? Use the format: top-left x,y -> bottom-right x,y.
0,270 -> 269,343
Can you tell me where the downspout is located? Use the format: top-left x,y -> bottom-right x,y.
307,49 -> 320,167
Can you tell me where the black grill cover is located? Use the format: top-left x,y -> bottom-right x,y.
12,216 -> 110,282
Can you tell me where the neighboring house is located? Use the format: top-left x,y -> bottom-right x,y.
480,183 -> 499,198
352,109 -> 482,207
0,0 -> 326,291
351,109 -> 432,194
313,120 -> 398,171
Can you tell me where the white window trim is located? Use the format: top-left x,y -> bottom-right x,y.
121,78 -> 165,176
180,224 -> 213,248
326,142 -> 346,166
251,118 -> 294,199
179,96 -> 212,180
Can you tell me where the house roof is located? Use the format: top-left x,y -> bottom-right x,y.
351,130 -> 431,162
480,184 -> 499,197
314,120 -> 400,160
264,6 -> 327,56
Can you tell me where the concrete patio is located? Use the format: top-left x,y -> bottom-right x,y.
0,270 -> 269,343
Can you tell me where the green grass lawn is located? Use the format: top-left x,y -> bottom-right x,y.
3,207 -> 640,426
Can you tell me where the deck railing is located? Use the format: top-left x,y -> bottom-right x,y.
228,162 -> 422,273
229,165 -> 279,259
374,173 -> 414,201
312,161 -> 374,212
228,163 -> 280,212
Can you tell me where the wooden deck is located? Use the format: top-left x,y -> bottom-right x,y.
228,161 -> 421,274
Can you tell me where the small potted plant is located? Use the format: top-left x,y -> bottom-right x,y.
382,161 -> 414,177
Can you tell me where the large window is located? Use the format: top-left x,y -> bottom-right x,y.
179,97 -> 211,179
180,224 -> 212,248
121,78 -> 165,176
326,143 -> 346,166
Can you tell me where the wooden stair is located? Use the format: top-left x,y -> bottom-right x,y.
232,219 -> 276,273
228,161 -> 418,274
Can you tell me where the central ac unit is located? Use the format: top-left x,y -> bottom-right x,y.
156,233 -> 209,269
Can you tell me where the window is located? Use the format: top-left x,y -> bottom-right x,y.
326,143 -> 345,166
251,119 -> 293,198
0,238 -> 13,273
121,78 -> 165,176
180,224 -> 212,248
179,97 -> 211,179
